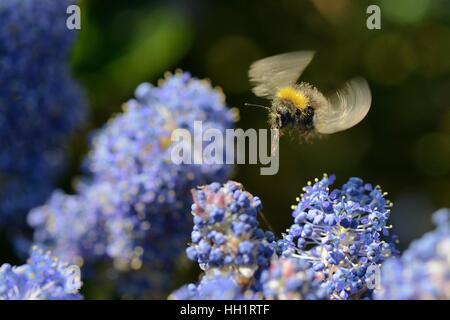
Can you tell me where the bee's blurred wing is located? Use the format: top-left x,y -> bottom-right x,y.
249,51 -> 315,98
314,78 -> 371,134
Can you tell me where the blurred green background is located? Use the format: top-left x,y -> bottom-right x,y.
21,0 -> 445,294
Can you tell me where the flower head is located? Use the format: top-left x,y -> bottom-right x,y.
187,181 -> 275,280
278,174 -> 397,299
0,246 -> 82,300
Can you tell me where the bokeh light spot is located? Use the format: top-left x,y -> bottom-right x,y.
414,133 -> 450,176
381,0 -> 431,24
413,24 -> 450,77
364,34 -> 416,86
206,35 -> 262,94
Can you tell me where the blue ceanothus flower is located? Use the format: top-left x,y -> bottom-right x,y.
29,72 -> 234,297
278,174 -> 398,299
187,181 -> 275,280
376,208 -> 450,300
0,0 -> 86,224
171,181 -> 276,300
0,246 -> 82,300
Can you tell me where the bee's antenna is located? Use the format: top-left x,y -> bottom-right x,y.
244,103 -> 271,111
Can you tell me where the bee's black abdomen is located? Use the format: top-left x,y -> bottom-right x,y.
299,106 -> 315,131
278,105 -> 315,132
280,109 -> 295,127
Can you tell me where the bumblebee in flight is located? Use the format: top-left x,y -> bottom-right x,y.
248,51 -> 371,140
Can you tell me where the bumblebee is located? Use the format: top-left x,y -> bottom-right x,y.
248,51 -> 371,139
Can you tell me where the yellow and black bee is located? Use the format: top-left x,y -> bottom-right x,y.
248,51 -> 371,140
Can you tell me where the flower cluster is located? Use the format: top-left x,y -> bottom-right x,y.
278,174 -> 397,299
29,72 -> 234,297
376,208 -> 450,300
0,246 -> 82,300
0,0 -> 86,225
187,181 -> 275,278
172,181 -> 276,299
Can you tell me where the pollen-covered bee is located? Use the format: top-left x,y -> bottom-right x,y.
248,51 -> 371,140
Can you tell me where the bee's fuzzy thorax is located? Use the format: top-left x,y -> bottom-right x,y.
276,86 -> 309,110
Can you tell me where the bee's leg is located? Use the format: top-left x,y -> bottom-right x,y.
271,128 -> 280,154
270,113 -> 280,128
